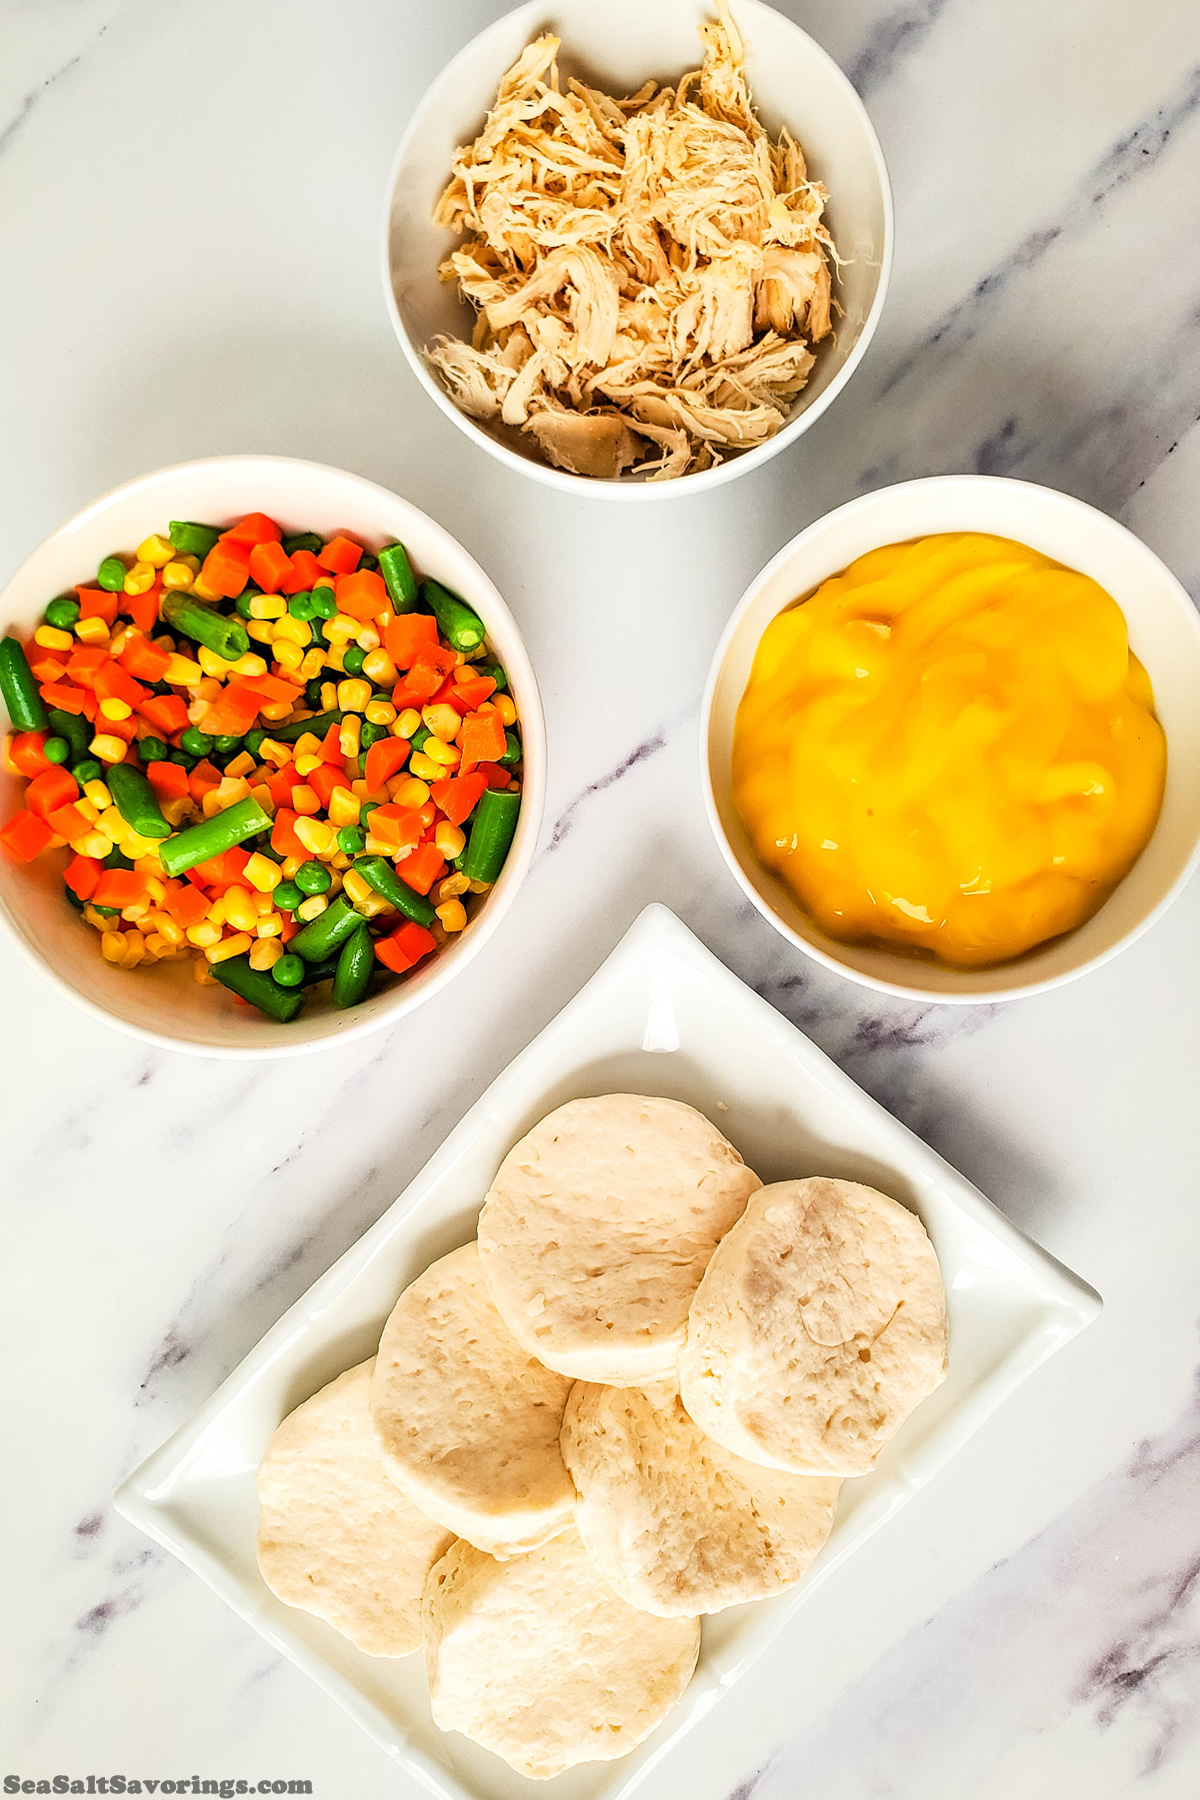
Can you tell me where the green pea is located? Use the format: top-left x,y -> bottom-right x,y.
273,880 -> 303,912
169,748 -> 196,769
360,720 -> 387,750
180,726 -> 213,757
410,725 -> 431,754
104,847 -> 135,872
342,645 -> 366,677
97,556 -> 128,592
245,729 -> 266,757
288,591 -> 315,621
337,825 -> 366,856
294,860 -> 331,896
358,552 -> 379,572
311,586 -> 337,620
45,595 -> 81,630
64,882 -> 85,911
359,800 -> 379,824
271,953 -> 306,988
42,736 -> 70,764
73,757 -> 102,786
212,734 -> 242,754
138,736 -> 169,764
91,904 -> 119,918
480,664 -> 508,693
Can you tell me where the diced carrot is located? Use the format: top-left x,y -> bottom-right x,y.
37,681 -> 87,715
459,708 -> 507,771
120,635 -> 171,682
449,672 -> 497,713
29,654 -> 67,683
365,805 -> 421,853
92,868 -> 150,909
384,613 -> 439,670
291,785 -> 320,816
239,671 -> 302,706
316,535 -> 362,575
279,915 -> 299,943
105,712 -> 139,744
94,661 -> 149,709
64,853 -> 103,900
65,647 -> 109,686
79,588 -> 119,625
46,801 -> 90,841
248,539 -> 294,594
164,882 -> 211,928
26,767 -> 79,820
200,538 -> 252,599
271,807 -> 305,857
189,759 -> 222,801
478,762 -> 512,789
145,760 -> 190,801
398,842 -> 446,896
285,549 -> 325,593
308,762 -> 344,808
124,584 -> 162,636
374,919 -> 437,973
139,692 -> 189,736
430,771 -> 486,827
1,809 -> 54,862
203,681 -> 262,739
363,737 -> 410,794
320,722 -> 345,766
9,731 -> 53,778
222,512 -> 282,547
335,569 -> 387,621
266,766 -> 298,808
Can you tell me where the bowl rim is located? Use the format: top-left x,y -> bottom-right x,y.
700,472 -> 1200,1004
379,0 -> 895,501
0,452 -> 547,1058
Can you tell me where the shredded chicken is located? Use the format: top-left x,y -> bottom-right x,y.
425,3 -> 835,481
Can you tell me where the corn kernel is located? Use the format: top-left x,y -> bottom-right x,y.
163,797 -> 191,829
295,893 -> 328,923
299,648 -> 326,680
395,708 -> 421,739
438,872 -> 471,901
325,613 -> 359,643
125,932 -> 150,967
98,696 -> 133,723
495,694 -> 518,726
123,562 -> 156,597
257,738 -> 291,768
359,649 -> 394,686
247,620 -> 274,644
165,652 -> 204,686
84,779 -> 112,810
337,678 -> 372,714
244,851 -> 281,893
363,834 -> 394,857
201,790 -> 224,819
274,641 -> 303,673
281,854 -> 302,879
436,898 -> 468,933
193,957 -> 217,984
101,930 -> 127,964
339,715 -> 361,760
224,751 -> 255,780
272,614 -> 310,646
392,776 -> 430,809
229,651 -> 268,679
155,916 -> 185,946
90,733 -> 127,765
206,931 -> 254,964
161,559 -> 195,591
408,752 -> 442,782
320,681 -> 338,710
423,704 -> 461,743
249,937 -> 284,971
136,534 -> 175,568
435,822 -> 466,860
255,912 -> 283,938
294,816 -> 334,856
365,699 -> 396,727
76,829 -> 112,860
350,779 -> 370,801
84,904 -> 119,933
120,898 -> 150,922
72,798 -> 100,827
291,784 -> 320,815
197,645 -> 234,679
294,753 -> 322,778
34,624 -> 74,651
329,852 -> 351,871
249,594 -> 286,620
343,867 -> 381,909
467,878 -> 492,894
356,625 -> 381,652
223,885 -> 260,933
186,919 -> 223,948
145,934 -> 175,960
206,897 -> 228,926
328,786 -> 360,828
423,738 -> 460,769
73,616 -> 110,646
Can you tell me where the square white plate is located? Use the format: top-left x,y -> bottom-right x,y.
115,904 -> 1100,1800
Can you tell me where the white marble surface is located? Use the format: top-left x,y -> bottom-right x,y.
2,0 -> 1200,1795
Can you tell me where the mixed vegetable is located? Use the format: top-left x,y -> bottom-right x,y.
0,513 -> 523,1022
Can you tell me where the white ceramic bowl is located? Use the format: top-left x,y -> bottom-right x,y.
703,475 -> 1200,1003
0,455 -> 545,1056
382,0 -> 892,499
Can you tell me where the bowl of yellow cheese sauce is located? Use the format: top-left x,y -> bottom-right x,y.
704,477 -> 1200,1001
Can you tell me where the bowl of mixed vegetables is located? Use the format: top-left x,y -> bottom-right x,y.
0,456 -> 544,1054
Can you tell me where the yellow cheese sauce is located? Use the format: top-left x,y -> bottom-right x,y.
732,533 -> 1166,968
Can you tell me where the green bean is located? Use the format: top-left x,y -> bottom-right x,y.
0,637 -> 49,731
97,556 -> 128,592
298,956 -> 339,987
47,707 -> 90,764
169,521 -> 221,559
287,892 -> 362,962
353,855 -> 436,926
45,595 -> 80,631
420,579 -> 486,653
161,592 -> 249,662
462,787 -> 521,884
159,794 -> 272,878
379,543 -> 418,613
269,709 -> 342,744
211,953 -> 304,1022
282,531 -> 322,557
107,763 -> 172,840
333,923 -> 374,1009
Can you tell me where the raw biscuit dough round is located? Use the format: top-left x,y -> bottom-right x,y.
679,1177 -> 948,1476
422,1527 -> 701,1779
561,1379 -> 841,1615
477,1094 -> 761,1385
256,1358 -> 452,1656
372,1242 -> 574,1556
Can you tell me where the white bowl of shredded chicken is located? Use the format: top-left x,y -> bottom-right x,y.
383,0 -> 892,493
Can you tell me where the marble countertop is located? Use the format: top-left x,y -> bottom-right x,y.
3,0 -> 1200,1795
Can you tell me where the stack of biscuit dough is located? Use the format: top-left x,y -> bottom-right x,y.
256,1095 -> 949,1780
